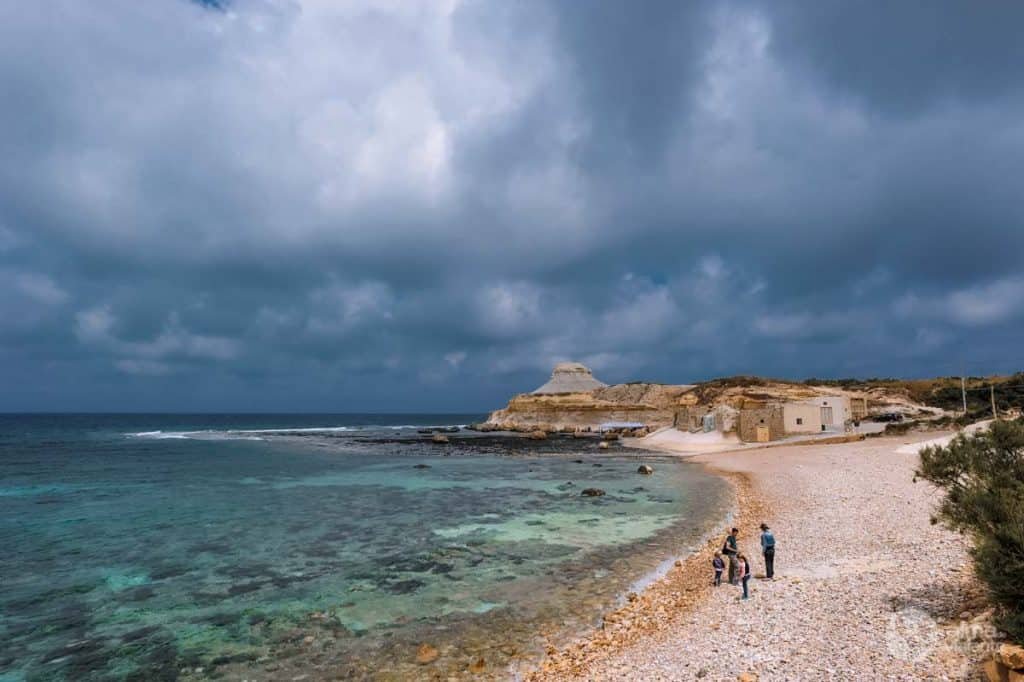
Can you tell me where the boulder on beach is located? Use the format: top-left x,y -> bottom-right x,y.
581,488 -> 606,497
997,643 -> 1024,669
637,465 -> 654,475
415,643 -> 439,665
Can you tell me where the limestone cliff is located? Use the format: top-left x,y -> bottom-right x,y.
481,365 -> 945,433
484,382 -> 695,431
483,363 -> 695,431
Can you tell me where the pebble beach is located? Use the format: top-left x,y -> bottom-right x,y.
529,434 -> 991,681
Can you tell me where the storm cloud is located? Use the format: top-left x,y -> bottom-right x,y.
1,0 -> 1022,411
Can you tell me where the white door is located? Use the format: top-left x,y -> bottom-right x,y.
820,406 -> 834,427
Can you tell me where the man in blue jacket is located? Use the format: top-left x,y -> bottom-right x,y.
760,523 -> 776,579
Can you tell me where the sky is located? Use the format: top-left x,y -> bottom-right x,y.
1,1 -> 1023,412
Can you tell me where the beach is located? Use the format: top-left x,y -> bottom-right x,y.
530,433 -> 989,681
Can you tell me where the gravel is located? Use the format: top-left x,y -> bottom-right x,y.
529,436 -> 991,681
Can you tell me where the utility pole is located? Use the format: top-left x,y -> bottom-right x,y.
991,384 -> 998,420
961,376 -> 968,415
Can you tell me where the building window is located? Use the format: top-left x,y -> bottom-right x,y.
796,417 -> 803,425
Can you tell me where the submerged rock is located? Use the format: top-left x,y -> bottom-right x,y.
581,488 -> 606,497
413,464 -> 431,469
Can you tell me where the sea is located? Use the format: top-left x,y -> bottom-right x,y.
0,414 -> 732,681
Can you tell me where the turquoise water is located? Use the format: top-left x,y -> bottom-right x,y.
0,415 -> 731,680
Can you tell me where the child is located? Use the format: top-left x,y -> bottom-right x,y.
738,554 -> 750,600
712,552 -> 725,586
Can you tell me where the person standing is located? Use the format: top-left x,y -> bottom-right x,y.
712,552 -> 725,586
760,523 -> 776,579
738,554 -> 750,599
722,527 -> 739,585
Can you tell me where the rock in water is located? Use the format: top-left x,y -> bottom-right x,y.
603,432 -> 620,441
413,464 -> 431,469
528,430 -> 548,440
415,643 -> 439,665
431,434 -> 449,444
581,488 -> 606,497
598,441 -> 610,449
637,465 -> 654,475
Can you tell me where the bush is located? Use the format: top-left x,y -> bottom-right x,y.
915,419 -> 1024,642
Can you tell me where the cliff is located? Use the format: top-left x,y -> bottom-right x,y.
481,365 -> 952,433
484,382 -> 695,432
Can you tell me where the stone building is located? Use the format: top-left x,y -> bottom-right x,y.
782,396 -> 852,434
737,401 -> 785,442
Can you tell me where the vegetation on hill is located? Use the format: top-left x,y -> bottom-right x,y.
806,373 -> 1024,416
915,419 -> 1024,642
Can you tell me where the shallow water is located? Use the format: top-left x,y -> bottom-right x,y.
0,414 -> 731,680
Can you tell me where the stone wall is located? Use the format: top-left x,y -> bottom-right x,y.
737,405 -> 785,442
675,406 -> 712,431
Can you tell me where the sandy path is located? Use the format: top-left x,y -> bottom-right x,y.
530,436 -> 988,681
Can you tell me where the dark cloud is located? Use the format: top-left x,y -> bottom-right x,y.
0,0 -> 1021,412
761,1 -> 1024,115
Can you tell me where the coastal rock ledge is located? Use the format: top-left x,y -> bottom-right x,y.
483,361 -> 693,433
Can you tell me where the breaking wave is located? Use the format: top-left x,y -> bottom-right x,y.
126,424 -> 468,440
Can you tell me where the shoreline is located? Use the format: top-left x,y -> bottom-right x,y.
523,460 -> 764,680
526,432 -> 987,681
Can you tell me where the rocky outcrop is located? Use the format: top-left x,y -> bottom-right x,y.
998,644 -> 1024,670
484,364 -> 944,434
532,362 -> 608,394
485,365 -> 694,432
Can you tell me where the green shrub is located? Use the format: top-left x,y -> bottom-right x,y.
915,419 -> 1024,642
